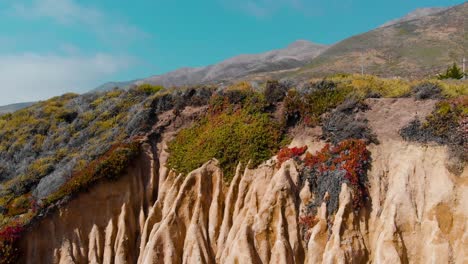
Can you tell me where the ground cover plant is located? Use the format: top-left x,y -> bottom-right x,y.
167,82 -> 287,181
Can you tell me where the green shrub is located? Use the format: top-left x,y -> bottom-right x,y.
438,63 -> 465,80
167,109 -> 284,181
135,84 -> 164,95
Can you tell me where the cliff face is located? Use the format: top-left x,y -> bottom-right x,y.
19,140 -> 467,263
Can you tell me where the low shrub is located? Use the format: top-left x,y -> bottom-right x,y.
327,74 -> 412,98
6,194 -> 30,216
135,84 -> 164,95
263,80 -> 289,104
209,86 -> 267,115
322,100 -> 377,144
400,98 -> 467,169
412,82 -> 442,100
167,109 -> 285,181
283,83 -> 353,126
304,139 -> 371,213
437,63 -> 465,80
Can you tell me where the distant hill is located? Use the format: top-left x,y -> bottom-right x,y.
91,80 -> 136,92
92,40 -> 328,91
0,102 -> 35,114
296,3 -> 467,78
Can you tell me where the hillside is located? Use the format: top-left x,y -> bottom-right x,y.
296,3 -> 467,78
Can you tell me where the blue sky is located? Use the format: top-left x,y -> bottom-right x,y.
0,0 -> 465,105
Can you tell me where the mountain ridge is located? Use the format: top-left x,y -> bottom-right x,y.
92,40 -> 328,92
379,7 -> 449,28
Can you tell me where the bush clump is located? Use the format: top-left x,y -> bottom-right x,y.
437,63 -> 465,80
283,82 -> 353,126
263,80 -> 290,105
400,98 -> 467,170
167,109 -> 285,181
412,82 -> 442,100
135,84 -> 164,95
322,100 -> 378,144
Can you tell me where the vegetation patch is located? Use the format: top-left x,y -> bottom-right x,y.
135,84 -> 164,95
0,224 -> 23,264
437,63 -> 465,80
411,82 -> 442,100
276,140 -> 371,243
284,81 -> 353,126
322,100 -> 378,144
167,109 -> 285,181
44,142 -> 141,206
400,97 -> 467,171
276,146 -> 308,168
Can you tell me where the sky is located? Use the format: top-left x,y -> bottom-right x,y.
0,0 -> 465,105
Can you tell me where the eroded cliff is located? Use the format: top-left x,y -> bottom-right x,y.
19,136 -> 467,263
9,94 -> 464,264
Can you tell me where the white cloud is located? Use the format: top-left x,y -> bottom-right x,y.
12,0 -> 102,24
0,52 -> 135,105
0,0 -> 149,105
10,0 -> 149,41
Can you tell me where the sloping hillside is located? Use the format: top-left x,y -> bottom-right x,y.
297,3 -> 467,78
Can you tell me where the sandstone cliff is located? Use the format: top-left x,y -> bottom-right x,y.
18,99 -> 467,264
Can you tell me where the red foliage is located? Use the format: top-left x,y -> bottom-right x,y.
0,225 -> 23,242
304,139 -> 370,208
276,146 -> 308,167
0,224 -> 24,264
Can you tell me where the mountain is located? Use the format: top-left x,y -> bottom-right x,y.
295,3 -> 467,78
93,40 -> 328,91
379,7 -> 448,28
0,102 -> 35,114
